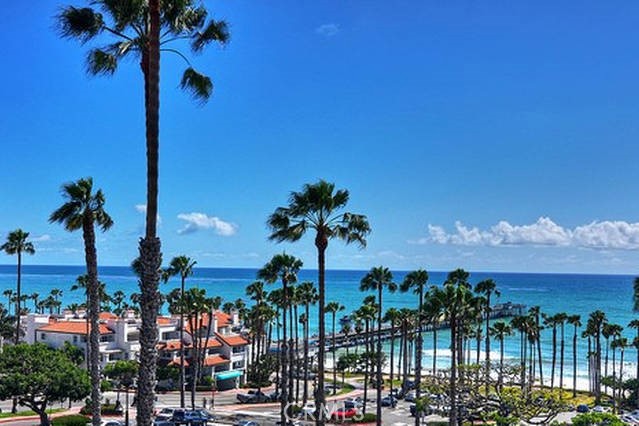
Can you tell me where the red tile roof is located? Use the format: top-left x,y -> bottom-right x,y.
99,312 -> 118,321
203,354 -> 229,367
157,338 -> 222,351
184,311 -> 233,333
168,358 -> 189,367
39,321 -> 113,335
157,316 -> 173,325
215,333 -> 248,347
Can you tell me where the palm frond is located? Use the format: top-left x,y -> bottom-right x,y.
192,19 -> 230,52
86,48 -> 119,75
57,6 -> 105,43
96,0 -> 146,33
180,67 -> 212,102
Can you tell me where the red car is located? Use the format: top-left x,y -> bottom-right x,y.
331,407 -> 357,420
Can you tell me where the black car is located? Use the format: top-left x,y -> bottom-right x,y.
381,395 -> 398,408
236,390 -> 269,404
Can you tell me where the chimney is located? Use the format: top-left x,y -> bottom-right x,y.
232,309 -> 239,326
212,313 -> 219,334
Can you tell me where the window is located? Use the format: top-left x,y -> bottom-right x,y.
73,336 -> 78,343
40,333 -> 46,340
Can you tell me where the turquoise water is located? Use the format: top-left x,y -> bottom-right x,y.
1,265 -> 636,386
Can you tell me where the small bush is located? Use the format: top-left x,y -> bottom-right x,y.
427,422 -> 449,426
352,413 -> 377,423
52,414 -> 90,426
79,403 -> 122,416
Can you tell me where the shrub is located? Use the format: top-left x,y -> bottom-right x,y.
426,422 -> 449,426
352,413 -> 377,423
52,414 -> 90,426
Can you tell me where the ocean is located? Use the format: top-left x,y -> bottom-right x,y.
1,265 -> 636,388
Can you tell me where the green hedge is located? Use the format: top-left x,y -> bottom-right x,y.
352,413 -> 377,423
427,422 -> 449,426
52,414 -> 90,426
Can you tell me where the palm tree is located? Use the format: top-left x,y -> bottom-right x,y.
50,177 -> 113,426
588,310 -> 607,404
297,281 -> 318,404
2,290 -> 14,315
475,279 -> 499,394
528,306 -> 544,388
267,180 -> 370,424
383,308 -> 401,399
631,276 -> 639,407
164,255 -> 197,408
489,321 -> 512,390
400,268 -> 428,424
355,302 -> 377,416
57,3 -> 229,424
441,269 -> 473,426
258,253 -> 302,425
543,313 -> 558,389
30,292 -> 40,314
360,266 -> 397,426
1,229 -> 35,344
567,315 -> 581,397
424,287 -> 444,376
326,301 -> 345,395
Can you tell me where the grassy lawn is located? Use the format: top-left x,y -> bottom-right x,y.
0,408 -> 65,419
327,381 -> 356,396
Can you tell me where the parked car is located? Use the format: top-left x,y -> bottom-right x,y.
331,407 -> 357,420
344,397 -> 363,409
235,421 -> 259,426
404,391 -> 416,402
268,391 -> 282,402
381,395 -> 398,408
577,404 -> 590,413
153,421 -> 175,426
236,390 -> 269,403
155,407 -> 180,421
410,404 -> 434,417
87,421 -> 125,426
592,405 -> 610,413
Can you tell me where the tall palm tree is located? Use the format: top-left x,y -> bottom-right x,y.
49,177 -> 112,426
2,290 -> 15,315
542,313 -> 558,389
631,276 -> 639,407
57,4 -> 229,424
400,268 -> 429,424
297,281 -> 318,404
164,255 -> 196,408
528,306 -> 544,388
258,253 -> 302,425
1,229 -> 35,344
475,279 -> 499,394
326,301 -> 345,395
588,310 -> 607,404
567,315 -> 581,398
267,180 -> 370,424
489,321 -> 512,390
355,302 -> 377,416
441,269 -> 472,426
383,308 -> 401,399
424,287 -> 444,376
360,266 -> 397,426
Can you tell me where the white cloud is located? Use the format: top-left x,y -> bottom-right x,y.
177,212 -> 237,236
31,234 -> 51,242
315,23 -> 340,37
134,204 -> 161,224
415,217 -> 639,250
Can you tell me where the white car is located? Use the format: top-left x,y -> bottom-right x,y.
592,405 -> 610,413
86,421 -> 124,426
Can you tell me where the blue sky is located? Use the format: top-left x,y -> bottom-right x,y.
1,1 -> 639,273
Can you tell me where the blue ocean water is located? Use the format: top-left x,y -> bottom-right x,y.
0,265 -> 636,385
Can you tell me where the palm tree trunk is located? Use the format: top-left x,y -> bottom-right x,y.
449,314 -> 457,426
551,325 -> 557,389
376,286 -> 383,426
137,1 -> 162,424
485,293 -> 491,395
605,339 -> 610,395
363,319 -> 369,416
619,349 -> 625,409
180,276 -> 186,408
15,251 -> 21,344
303,303 -> 310,405
280,280 -> 289,426
294,305 -> 300,403
572,326 -> 577,398
612,347 -> 616,413
499,337 -> 504,391
288,302 -> 294,403
536,314 -> 544,388
433,326 -> 437,375
389,325 -> 395,399
82,216 -> 102,426
415,288 -> 423,426
559,324 -> 565,391
332,313 -> 337,395
315,238 -> 327,426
